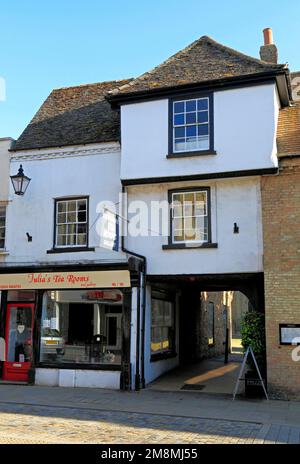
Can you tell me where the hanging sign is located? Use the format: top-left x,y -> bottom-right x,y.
99,208 -> 119,252
0,270 -> 131,290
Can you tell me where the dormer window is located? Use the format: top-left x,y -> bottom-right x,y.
168,94 -> 215,157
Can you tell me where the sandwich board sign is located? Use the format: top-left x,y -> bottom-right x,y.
233,346 -> 269,400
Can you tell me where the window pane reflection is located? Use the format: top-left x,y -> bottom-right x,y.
40,290 -> 123,365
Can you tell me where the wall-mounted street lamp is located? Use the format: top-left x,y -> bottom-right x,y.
10,164 -> 31,196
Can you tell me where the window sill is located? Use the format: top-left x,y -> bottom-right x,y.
0,250 -> 9,256
166,150 -> 217,159
47,247 -> 95,254
162,243 -> 218,250
150,351 -> 177,363
36,362 -> 121,371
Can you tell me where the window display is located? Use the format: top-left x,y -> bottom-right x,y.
40,290 -> 123,365
151,297 -> 175,355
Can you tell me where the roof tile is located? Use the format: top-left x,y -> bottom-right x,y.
109,36 -> 287,96
13,79 -> 132,151
277,104 -> 300,156
277,72 -> 300,157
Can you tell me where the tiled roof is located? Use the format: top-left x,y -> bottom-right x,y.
277,72 -> 300,157
108,36 -> 287,97
13,79 -> 132,151
291,71 -> 300,98
277,103 -> 300,156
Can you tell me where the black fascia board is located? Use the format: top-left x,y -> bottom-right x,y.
121,167 -> 279,187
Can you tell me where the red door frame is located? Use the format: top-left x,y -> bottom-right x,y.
2,303 -> 35,382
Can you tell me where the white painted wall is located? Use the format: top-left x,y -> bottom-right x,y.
0,138 -> 12,202
130,287 -> 138,388
0,138 -> 13,264
121,83 -> 279,181
35,368 -> 121,389
6,143 -> 127,264
125,177 -> 263,275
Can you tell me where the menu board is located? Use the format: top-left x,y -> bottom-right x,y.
280,324 -> 300,345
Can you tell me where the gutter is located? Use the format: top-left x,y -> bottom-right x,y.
121,185 -> 147,391
277,153 -> 300,160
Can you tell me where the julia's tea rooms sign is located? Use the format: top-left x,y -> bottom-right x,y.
0,270 -> 131,290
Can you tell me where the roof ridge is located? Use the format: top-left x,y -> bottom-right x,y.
110,35 -> 287,95
202,35 -> 287,69
110,37 -> 209,93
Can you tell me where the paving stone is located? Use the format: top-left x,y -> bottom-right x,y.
264,424 -> 281,444
288,427 -> 300,444
0,386 -> 298,444
0,402 -> 263,444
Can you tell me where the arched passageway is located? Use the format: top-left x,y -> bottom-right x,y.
147,273 -> 264,395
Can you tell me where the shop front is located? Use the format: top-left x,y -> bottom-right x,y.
0,265 -> 136,389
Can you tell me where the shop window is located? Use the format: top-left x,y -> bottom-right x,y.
151,296 -> 175,358
208,302 -> 214,346
39,290 -> 123,366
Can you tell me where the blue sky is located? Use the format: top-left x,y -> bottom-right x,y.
1,0 -> 300,139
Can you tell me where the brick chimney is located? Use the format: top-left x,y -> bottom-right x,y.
260,28 -> 278,63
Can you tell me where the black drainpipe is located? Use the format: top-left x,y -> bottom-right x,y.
121,185 -> 147,391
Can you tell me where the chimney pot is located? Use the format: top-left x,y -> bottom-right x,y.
260,28 -> 278,64
263,28 -> 273,45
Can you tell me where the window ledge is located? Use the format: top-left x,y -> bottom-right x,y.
47,247 -> 95,254
0,250 -> 9,255
36,362 -> 121,371
162,243 -> 218,250
166,150 -> 217,159
150,351 -> 177,363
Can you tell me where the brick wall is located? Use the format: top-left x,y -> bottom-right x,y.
262,156 -> 300,399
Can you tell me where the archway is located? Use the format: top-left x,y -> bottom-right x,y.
147,273 -> 265,395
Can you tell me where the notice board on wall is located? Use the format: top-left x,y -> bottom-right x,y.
279,324 -> 300,345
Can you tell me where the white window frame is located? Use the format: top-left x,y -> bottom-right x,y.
172,97 -> 210,153
171,190 -> 209,244
55,198 -> 88,248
